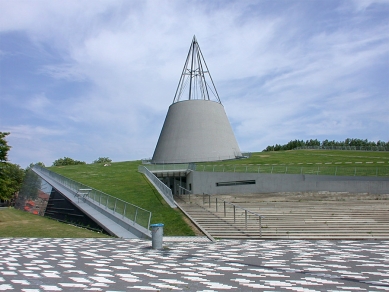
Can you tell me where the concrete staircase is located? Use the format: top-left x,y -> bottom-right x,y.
176,192 -> 389,239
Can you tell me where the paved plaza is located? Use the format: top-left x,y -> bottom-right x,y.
0,238 -> 388,291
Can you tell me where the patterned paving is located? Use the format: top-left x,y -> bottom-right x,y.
0,238 -> 388,291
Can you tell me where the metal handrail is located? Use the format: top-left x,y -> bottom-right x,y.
194,164 -> 389,177
178,186 -> 192,202
33,165 -> 152,230
138,165 -> 176,207
202,194 -> 264,237
141,163 -> 190,172
178,186 -> 192,195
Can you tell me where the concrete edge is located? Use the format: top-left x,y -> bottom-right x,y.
83,197 -> 152,239
140,171 -> 177,208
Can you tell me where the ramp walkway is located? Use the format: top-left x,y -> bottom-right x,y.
176,192 -> 389,239
32,166 -> 152,239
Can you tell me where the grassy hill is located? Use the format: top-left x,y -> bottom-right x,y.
48,150 -> 389,236
194,149 -> 389,166
49,160 -> 195,236
196,150 -> 389,176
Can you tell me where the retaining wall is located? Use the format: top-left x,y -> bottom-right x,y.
188,171 -> 389,194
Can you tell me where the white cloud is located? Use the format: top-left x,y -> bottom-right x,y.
1,0 -> 388,167
40,63 -> 87,82
349,0 -> 389,11
3,124 -> 65,140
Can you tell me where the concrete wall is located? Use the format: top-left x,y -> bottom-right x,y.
152,100 -> 241,163
188,171 -> 389,194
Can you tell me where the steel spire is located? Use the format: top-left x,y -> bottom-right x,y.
173,36 -> 221,103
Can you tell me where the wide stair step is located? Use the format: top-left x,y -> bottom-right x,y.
176,194 -> 389,239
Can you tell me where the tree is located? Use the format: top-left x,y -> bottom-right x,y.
0,163 -> 25,201
0,132 -> 25,201
27,162 -> 46,170
263,138 -> 388,152
306,139 -> 320,147
0,132 -> 11,162
93,157 -> 112,164
52,157 -> 86,166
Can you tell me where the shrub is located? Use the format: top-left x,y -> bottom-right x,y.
52,157 -> 86,166
93,157 -> 112,164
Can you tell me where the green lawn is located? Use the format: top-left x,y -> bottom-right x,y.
46,150 -> 388,236
216,150 -> 389,165
0,208 -> 111,238
196,150 -> 389,176
49,161 -> 195,236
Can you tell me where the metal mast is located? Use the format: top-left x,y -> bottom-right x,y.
173,36 -> 221,103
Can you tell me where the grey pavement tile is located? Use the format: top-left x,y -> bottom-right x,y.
0,238 -> 388,291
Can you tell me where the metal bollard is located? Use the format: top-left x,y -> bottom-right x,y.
150,223 -> 164,249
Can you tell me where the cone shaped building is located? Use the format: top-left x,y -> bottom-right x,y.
151,36 -> 241,164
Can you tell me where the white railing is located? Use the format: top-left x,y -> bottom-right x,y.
148,154 -> 243,164
193,164 -> 389,177
138,165 -> 176,208
141,163 -> 191,172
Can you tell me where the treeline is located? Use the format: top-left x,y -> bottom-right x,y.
52,157 -> 112,166
0,131 -> 115,204
263,139 -> 389,152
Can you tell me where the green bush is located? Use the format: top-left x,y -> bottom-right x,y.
93,157 -> 112,164
52,157 -> 86,166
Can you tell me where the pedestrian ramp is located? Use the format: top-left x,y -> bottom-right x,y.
32,166 -> 152,239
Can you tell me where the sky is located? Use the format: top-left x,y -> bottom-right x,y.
0,0 -> 388,168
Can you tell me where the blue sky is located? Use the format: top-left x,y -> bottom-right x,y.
1,0 -> 388,168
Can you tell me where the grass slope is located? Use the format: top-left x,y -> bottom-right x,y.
201,150 -> 389,165
196,150 -> 389,176
49,161 -> 195,236
47,150 -> 388,236
0,208 -> 110,238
